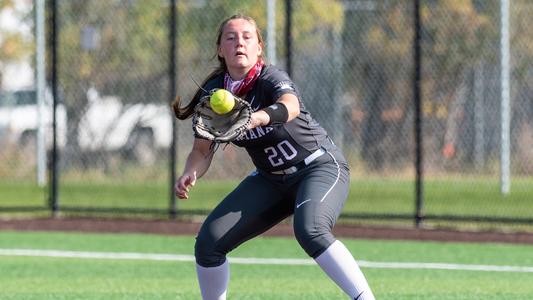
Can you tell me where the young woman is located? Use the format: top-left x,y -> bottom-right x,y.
173,15 -> 375,300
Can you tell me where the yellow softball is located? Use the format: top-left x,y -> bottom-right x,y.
210,89 -> 235,115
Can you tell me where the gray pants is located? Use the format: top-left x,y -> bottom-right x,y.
195,148 -> 350,267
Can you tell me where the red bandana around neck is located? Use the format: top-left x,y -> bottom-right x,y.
224,61 -> 264,97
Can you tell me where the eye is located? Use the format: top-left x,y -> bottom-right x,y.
224,34 -> 236,41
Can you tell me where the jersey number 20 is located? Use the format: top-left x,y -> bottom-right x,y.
264,140 -> 297,167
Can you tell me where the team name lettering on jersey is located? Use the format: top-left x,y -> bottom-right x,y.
235,126 -> 273,141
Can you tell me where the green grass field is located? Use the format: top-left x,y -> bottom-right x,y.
2,177 -> 532,225
0,231 -> 532,299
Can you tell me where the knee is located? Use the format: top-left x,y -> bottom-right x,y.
293,223 -> 335,258
194,229 -> 227,267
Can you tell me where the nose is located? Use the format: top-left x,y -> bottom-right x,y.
235,34 -> 245,46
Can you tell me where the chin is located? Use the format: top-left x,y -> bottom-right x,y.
229,61 -> 251,69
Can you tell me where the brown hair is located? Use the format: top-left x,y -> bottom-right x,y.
172,14 -> 265,120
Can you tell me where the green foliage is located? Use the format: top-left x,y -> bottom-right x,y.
0,32 -> 30,62
0,0 -> 32,87
512,0 -> 533,79
422,0 -> 497,85
0,0 -> 14,10
365,3 -> 412,60
58,1 -> 170,104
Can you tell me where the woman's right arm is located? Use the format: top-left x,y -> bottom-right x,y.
174,138 -> 214,199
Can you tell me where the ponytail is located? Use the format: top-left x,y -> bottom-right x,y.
171,68 -> 223,120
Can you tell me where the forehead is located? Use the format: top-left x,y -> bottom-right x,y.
222,18 -> 257,35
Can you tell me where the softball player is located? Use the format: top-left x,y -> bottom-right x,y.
174,15 -> 375,300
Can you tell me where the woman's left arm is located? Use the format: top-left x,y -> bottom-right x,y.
249,93 -> 300,128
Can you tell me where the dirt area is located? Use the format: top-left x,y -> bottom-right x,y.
1,217 -> 533,244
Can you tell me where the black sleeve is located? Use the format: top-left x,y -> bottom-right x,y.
263,68 -> 299,102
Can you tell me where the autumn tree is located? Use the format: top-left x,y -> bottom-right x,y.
0,0 -> 32,90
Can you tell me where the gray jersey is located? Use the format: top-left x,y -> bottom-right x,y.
202,65 -> 331,172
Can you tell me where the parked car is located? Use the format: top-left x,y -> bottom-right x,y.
0,88 -> 67,151
0,87 -> 173,165
77,89 -> 173,164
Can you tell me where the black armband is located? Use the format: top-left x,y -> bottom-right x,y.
263,102 -> 289,126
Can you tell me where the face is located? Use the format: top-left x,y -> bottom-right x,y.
218,18 -> 262,76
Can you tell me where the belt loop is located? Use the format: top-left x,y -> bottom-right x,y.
270,148 -> 325,175
304,148 -> 325,165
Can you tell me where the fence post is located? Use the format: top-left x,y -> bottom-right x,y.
499,0 -> 511,195
285,0 -> 292,76
48,0 -> 59,217
169,0 -> 178,219
413,0 -> 424,227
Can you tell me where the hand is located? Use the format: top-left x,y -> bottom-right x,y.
174,171 -> 197,199
248,111 -> 269,129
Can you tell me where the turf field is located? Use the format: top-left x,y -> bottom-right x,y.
1,231 -> 532,299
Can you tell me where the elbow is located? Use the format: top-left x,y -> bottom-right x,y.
280,94 -> 300,122
288,104 -> 300,121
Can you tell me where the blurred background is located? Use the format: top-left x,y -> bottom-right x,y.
1,0 -> 532,231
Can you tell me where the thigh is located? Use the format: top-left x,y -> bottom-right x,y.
198,171 -> 293,253
293,151 -> 350,234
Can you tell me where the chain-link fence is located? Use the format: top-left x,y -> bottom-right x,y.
1,0 -> 532,230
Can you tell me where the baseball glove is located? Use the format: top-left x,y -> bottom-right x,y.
192,91 -> 252,143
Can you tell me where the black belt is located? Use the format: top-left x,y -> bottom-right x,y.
270,148 -> 326,175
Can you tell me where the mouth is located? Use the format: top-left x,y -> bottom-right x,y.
235,50 -> 246,57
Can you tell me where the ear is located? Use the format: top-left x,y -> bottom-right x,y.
217,46 -> 223,59
257,43 -> 263,57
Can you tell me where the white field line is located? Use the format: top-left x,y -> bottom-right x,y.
1,248 -> 533,273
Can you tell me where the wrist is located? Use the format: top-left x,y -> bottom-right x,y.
263,102 -> 289,126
